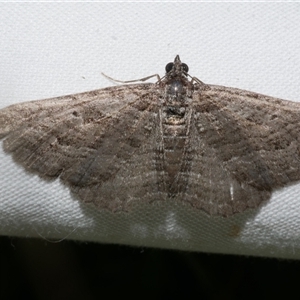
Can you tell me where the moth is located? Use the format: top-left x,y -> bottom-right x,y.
1,55 -> 300,217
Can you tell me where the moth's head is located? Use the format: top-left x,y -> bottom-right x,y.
165,55 -> 189,77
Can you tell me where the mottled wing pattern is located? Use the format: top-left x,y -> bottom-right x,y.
2,55 -> 300,217
0,84 -> 164,211
184,84 -> 300,216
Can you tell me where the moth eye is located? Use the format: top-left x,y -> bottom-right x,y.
165,62 -> 174,73
182,63 -> 189,73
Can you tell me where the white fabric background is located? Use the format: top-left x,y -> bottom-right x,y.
1,3 -> 300,259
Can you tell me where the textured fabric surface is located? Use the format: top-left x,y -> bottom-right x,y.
1,3 -> 300,259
